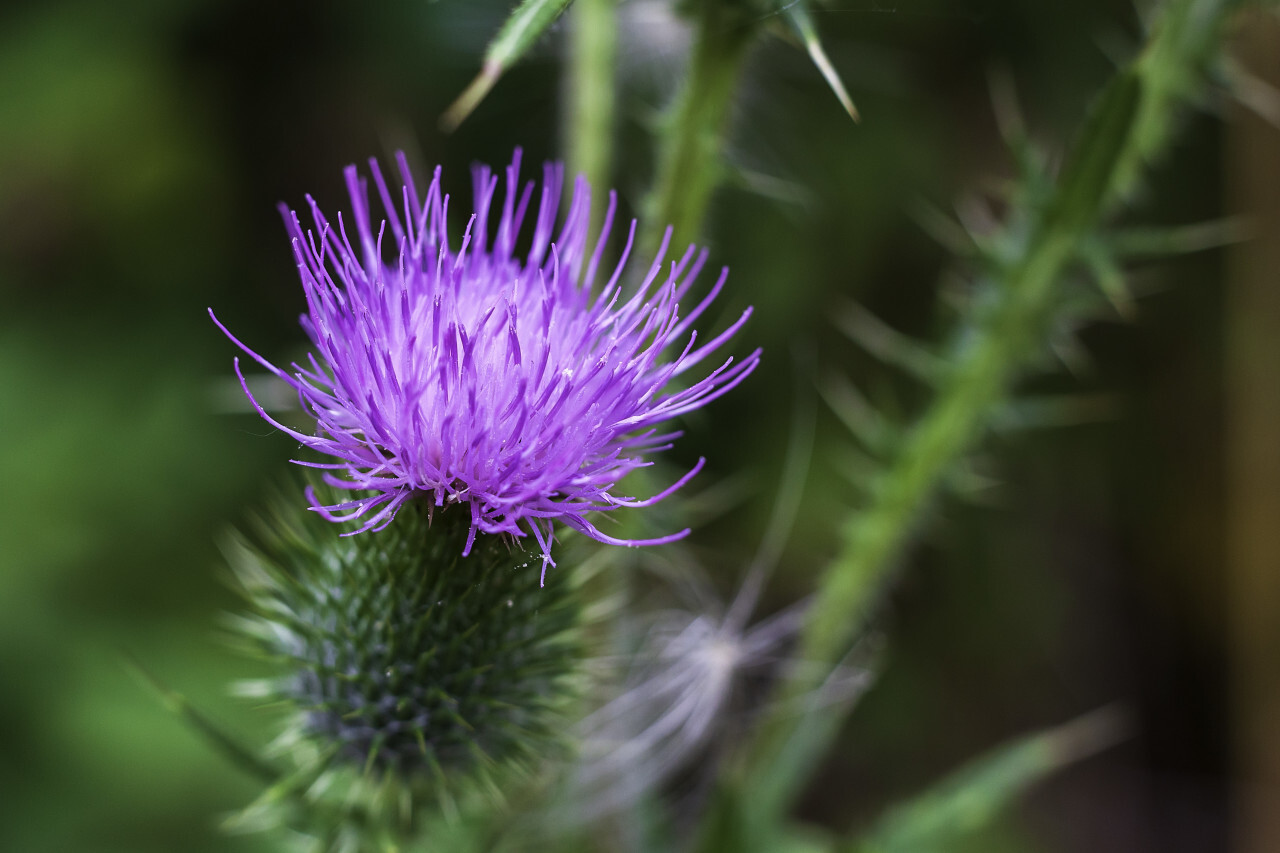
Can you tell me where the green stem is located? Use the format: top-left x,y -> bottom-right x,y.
565,0 -> 617,202
735,234 -> 1079,833
643,1 -> 757,256
805,229 -> 1070,660
731,0 -> 1245,828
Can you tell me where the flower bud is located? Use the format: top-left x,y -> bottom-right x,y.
227,481 -> 583,844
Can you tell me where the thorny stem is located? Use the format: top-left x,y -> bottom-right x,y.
643,1 -> 758,257
728,0 -> 1248,831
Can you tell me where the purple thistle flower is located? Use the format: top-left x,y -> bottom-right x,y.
211,150 -> 759,575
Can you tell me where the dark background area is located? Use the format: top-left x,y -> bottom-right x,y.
0,1 -> 1246,850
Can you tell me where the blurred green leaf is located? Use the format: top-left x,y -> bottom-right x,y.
125,655 -> 279,784
847,708 -> 1126,853
835,300 -> 945,384
441,0 -> 576,130
0,6 -> 227,292
1106,217 -> 1252,256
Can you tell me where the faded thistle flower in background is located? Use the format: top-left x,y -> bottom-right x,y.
212,149 -> 759,572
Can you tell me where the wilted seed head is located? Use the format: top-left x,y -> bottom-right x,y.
228,481 -> 582,833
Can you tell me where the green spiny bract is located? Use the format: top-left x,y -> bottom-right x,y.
225,481 -> 584,848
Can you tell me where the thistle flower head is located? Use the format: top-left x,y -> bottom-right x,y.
212,150 -> 759,570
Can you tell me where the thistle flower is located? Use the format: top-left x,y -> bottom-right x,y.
212,150 -> 759,572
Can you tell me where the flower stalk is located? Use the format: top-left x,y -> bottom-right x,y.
566,0 -> 617,206
643,1 -> 758,256
729,0 -> 1249,828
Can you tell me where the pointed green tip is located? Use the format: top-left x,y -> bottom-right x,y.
806,38 -> 859,122
440,61 -> 502,132
784,3 -> 859,123
1043,703 -> 1130,764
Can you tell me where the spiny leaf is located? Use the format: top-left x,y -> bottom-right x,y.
441,0 -> 576,131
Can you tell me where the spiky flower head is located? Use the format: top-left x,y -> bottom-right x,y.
227,481 -> 586,848
212,150 -> 759,571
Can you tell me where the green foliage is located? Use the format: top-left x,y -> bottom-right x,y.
0,0 -> 1252,850
643,0 -> 759,254
565,0 -> 618,197
810,0 -> 1237,712
442,0 -> 577,130
224,481 -> 586,851
848,709 -> 1125,853
718,0 -> 1246,835
1048,70 -> 1143,236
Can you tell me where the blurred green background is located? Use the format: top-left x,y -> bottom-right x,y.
0,0 -> 1257,850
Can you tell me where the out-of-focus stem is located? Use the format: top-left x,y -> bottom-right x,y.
566,0 -> 616,204
730,0 -> 1246,830
736,227 -> 1083,836
643,2 -> 756,256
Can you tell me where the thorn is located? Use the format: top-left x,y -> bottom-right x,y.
818,369 -> 892,454
1050,334 -> 1093,379
440,61 -> 502,133
986,63 -> 1026,148
1223,56 -> 1280,125
1106,217 -> 1254,257
991,393 -> 1119,432
804,31 -> 859,122
945,470 -> 1004,507
835,299 -> 945,383
1080,239 -> 1136,320
784,2 -> 859,122
731,166 -> 815,207
908,198 -> 978,256
1046,704 -> 1131,764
